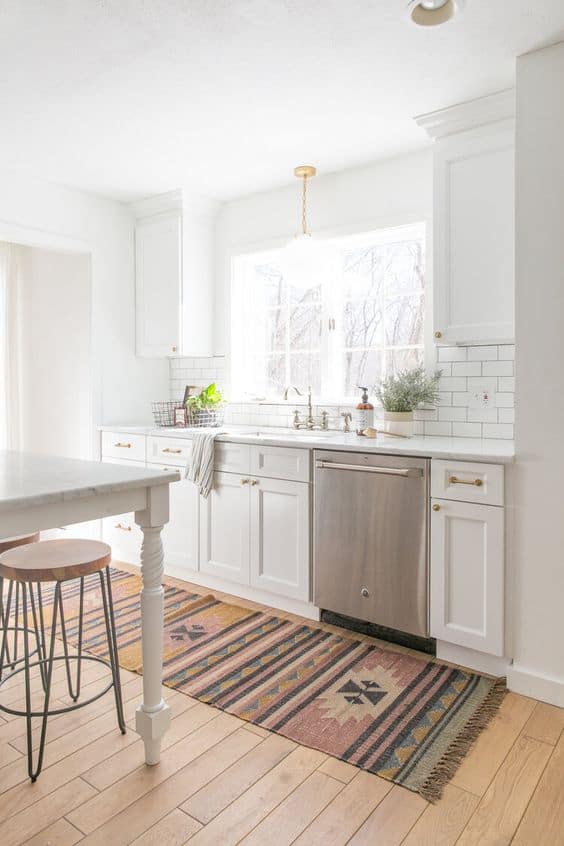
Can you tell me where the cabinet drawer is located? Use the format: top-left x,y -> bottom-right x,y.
431,459 -> 504,506
147,435 -> 192,467
250,445 -> 310,483
101,431 -> 146,462
214,442 -> 251,474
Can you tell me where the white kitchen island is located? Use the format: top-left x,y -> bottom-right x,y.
0,450 -> 180,765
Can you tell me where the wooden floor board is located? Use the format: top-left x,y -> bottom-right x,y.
0,567 -> 562,846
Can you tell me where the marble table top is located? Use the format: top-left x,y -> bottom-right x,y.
0,450 -> 180,512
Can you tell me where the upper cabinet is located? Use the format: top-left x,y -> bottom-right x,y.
132,191 -> 216,358
416,90 -> 515,346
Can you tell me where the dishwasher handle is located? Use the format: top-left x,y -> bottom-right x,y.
315,460 -> 423,478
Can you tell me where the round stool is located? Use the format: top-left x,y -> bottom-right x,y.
0,533 -> 40,673
0,539 -> 126,782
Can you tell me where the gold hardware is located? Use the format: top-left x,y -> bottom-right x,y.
293,165 -> 317,235
432,504 -> 440,512
115,522 -> 132,531
114,442 -> 132,449
250,479 -> 259,486
162,447 -> 182,454
449,476 -> 483,487
171,345 -> 177,353
240,478 -> 249,485
434,330 -> 443,339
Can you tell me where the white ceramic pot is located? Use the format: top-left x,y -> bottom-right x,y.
383,410 -> 414,437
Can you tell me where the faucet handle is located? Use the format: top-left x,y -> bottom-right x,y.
341,411 -> 352,432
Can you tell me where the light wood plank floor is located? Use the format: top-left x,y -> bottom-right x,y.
0,564 -> 563,845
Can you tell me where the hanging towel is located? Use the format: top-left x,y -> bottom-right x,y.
187,430 -> 223,497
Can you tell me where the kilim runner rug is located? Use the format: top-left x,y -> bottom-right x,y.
37,567 -> 505,802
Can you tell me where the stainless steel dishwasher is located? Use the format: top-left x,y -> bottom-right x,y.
314,450 -> 430,639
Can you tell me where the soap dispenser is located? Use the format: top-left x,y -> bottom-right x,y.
355,386 -> 374,432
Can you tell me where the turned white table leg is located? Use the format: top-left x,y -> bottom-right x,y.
135,485 -> 171,765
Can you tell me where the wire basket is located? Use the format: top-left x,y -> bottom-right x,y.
186,407 -> 225,428
151,401 -> 225,429
151,401 -> 184,428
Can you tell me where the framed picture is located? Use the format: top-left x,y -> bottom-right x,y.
174,406 -> 187,427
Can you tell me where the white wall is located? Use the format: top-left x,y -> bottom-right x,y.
0,171 -> 168,449
214,150 -> 434,358
19,247 -> 92,459
509,40 -> 564,706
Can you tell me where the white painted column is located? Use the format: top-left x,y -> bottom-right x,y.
135,484 -> 171,764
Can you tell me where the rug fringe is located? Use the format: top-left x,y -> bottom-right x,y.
419,676 -> 507,803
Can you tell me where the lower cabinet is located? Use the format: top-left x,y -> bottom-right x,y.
430,497 -> 504,656
250,476 -> 310,601
199,471 -> 251,584
155,467 -> 199,574
200,471 -> 311,601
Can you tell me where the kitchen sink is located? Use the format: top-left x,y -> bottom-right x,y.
249,428 -> 337,439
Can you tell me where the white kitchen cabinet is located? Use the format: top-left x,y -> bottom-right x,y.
416,92 -> 515,346
133,192 -> 215,358
154,467 -> 199,575
250,476 -> 310,601
135,212 -> 182,357
430,497 -> 504,656
100,457 -> 145,564
199,471 -> 251,584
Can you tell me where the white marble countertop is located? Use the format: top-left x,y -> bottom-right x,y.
0,450 -> 181,511
100,425 -> 515,464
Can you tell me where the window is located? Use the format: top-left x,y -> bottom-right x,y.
231,222 -> 425,400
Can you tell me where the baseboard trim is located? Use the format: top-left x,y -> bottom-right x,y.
436,641 -> 511,677
507,663 -> 564,707
163,564 -> 321,622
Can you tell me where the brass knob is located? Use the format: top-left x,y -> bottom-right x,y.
240,478 -> 249,485
432,503 -> 440,512
250,479 -> 259,486
434,330 -> 443,340
172,345 -> 178,353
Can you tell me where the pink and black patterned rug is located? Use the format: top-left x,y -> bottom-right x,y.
40,567 -> 506,802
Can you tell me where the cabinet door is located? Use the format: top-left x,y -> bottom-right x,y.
250,477 -> 310,601
135,213 -> 181,357
433,126 -> 514,345
199,471 -> 250,585
430,498 -> 504,655
160,471 -> 199,574
100,457 -> 145,565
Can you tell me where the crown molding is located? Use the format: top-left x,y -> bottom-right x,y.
414,89 -> 515,141
130,188 -> 219,220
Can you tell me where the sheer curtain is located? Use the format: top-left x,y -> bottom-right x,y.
0,242 -> 22,450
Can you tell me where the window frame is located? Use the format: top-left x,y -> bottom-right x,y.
229,215 -> 433,404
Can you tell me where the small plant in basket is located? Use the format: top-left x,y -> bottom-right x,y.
185,383 -> 225,427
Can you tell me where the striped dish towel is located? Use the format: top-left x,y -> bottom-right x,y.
187,430 -> 223,497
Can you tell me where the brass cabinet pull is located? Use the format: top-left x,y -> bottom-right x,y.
162,447 -> 182,454
115,522 -> 132,532
449,475 -> 483,487
432,503 -> 441,512
114,442 -> 132,449
250,479 -> 259,486
434,330 -> 443,339
240,478 -> 249,485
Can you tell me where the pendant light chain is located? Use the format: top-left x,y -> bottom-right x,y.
302,174 -> 308,235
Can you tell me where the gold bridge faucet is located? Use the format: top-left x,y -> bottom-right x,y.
283,386 -> 329,430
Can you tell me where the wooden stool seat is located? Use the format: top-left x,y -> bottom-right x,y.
0,539 -> 112,583
0,533 -> 40,554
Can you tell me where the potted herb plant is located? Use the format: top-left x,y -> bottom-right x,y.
375,366 -> 441,436
185,383 -> 225,427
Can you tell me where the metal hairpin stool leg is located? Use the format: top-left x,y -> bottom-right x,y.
0,533 -> 41,680
0,539 -> 126,782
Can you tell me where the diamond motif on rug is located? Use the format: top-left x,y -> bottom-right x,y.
170,623 -> 206,641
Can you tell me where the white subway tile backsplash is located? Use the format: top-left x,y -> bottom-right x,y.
498,345 -> 515,361
452,422 -> 483,437
498,377 -> 515,393
438,346 -> 467,362
467,345 -> 498,361
168,346 -> 515,440
452,362 -> 482,377
482,423 -> 514,439
482,361 -> 514,377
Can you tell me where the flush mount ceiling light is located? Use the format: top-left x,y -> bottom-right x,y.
407,0 -> 466,27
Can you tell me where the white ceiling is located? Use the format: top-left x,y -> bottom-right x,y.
1,0 -> 563,203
